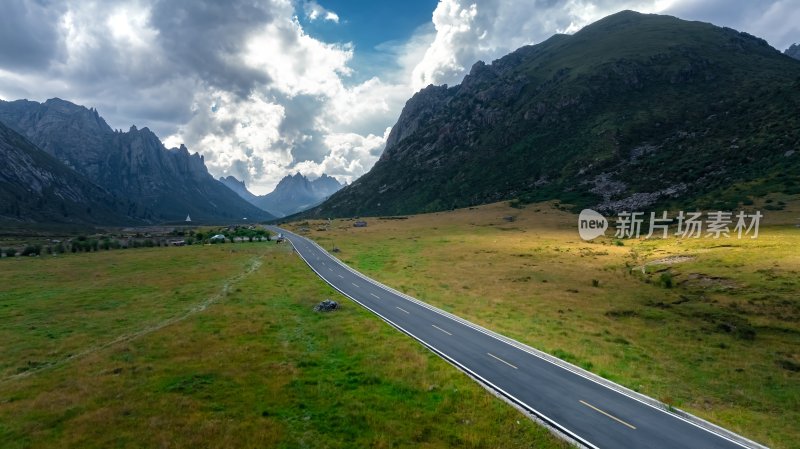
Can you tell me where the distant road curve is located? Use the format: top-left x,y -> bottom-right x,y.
270,226 -> 766,449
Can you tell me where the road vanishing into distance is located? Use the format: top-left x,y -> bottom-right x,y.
270,227 -> 761,449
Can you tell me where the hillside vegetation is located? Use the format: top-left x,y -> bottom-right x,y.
311,11 -> 800,218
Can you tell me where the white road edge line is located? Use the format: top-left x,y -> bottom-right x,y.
431,324 -> 452,336
284,235 -> 599,449
293,233 -> 759,449
278,229 -> 763,449
488,352 -> 518,369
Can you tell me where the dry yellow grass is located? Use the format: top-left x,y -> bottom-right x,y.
287,200 -> 800,448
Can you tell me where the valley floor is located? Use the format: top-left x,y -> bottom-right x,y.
0,243 -> 565,448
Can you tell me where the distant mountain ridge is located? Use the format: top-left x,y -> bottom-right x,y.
220,173 -> 342,218
307,11 -> 800,218
0,98 -> 274,223
219,176 -> 263,207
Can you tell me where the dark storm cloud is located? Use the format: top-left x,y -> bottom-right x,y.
229,158 -> 253,183
275,93 -> 329,164
0,0 -> 290,140
149,0 -> 275,97
0,0 -> 67,70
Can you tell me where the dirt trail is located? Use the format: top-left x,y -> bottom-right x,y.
1,256 -> 263,384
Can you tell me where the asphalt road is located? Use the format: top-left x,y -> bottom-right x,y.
271,227 -> 758,449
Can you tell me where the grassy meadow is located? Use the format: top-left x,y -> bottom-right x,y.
0,242 -> 566,448
287,201 -> 800,449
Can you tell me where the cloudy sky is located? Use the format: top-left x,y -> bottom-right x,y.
1,0 -> 797,194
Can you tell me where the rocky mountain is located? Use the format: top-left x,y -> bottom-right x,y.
0,98 -> 274,223
248,173 -> 342,217
786,43 -> 800,60
307,11 -> 800,218
219,175 -> 263,207
0,121 -> 136,225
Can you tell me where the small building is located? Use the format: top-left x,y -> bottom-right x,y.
170,240 -> 186,246
209,234 -> 226,243
353,221 -> 367,227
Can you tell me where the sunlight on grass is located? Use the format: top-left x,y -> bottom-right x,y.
287,201 -> 800,449
0,243 -> 567,449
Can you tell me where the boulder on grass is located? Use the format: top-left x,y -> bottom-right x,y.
314,299 -> 339,312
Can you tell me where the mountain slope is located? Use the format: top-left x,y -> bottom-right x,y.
0,121 -> 136,225
309,11 -> 800,218
253,173 -> 342,217
0,98 -> 274,223
219,175 -> 264,209
787,44 -> 800,60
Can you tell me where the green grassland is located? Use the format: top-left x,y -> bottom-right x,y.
0,242 -> 566,448
289,201 -> 800,449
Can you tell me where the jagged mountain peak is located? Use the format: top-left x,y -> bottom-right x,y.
786,43 -> 800,60
0,98 -> 274,223
44,97 -> 83,109
220,175 -> 246,187
221,172 -> 343,218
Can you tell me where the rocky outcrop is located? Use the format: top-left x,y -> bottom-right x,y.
384,84 -> 451,149
786,43 -> 800,60
313,299 -> 339,312
0,121 -> 135,225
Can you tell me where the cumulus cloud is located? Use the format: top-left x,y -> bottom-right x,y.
0,0 -> 68,71
0,1 -> 192,135
411,0 -> 682,89
0,0 -> 388,194
410,0 -> 798,90
0,0 -> 796,195
148,0 -> 278,96
304,0 -> 340,23
293,129 -> 390,183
